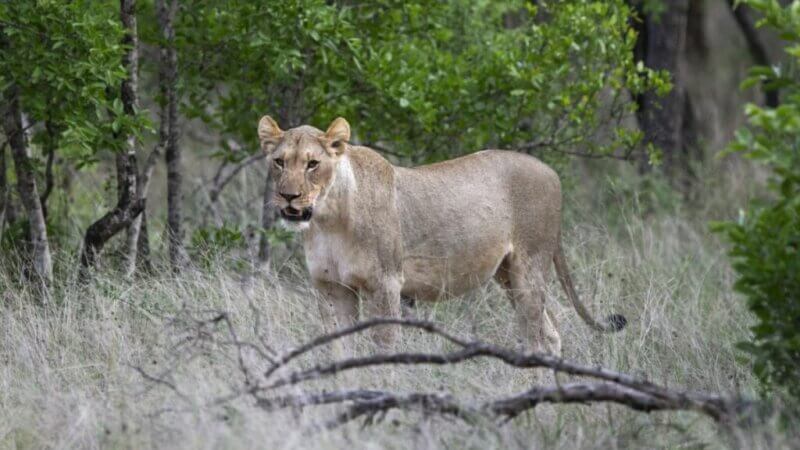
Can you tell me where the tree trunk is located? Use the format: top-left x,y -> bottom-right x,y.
120,0 -> 143,277
80,0 -> 143,276
1,84 -> 53,283
635,2 -> 690,181
258,170 -> 275,267
134,87 -> 167,273
157,0 -> 185,272
134,144 -> 161,275
727,0 -> 779,107
679,90 -> 700,196
39,121 -> 57,221
0,143 -> 18,240
686,0 -> 708,60
0,142 -> 7,237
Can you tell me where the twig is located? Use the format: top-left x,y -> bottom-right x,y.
208,152 -> 266,203
256,389 -> 390,411
514,138 -> 635,161
352,142 -> 408,160
264,318 -> 471,379
131,365 -> 190,403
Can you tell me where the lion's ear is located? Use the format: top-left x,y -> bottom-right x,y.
324,117 -> 350,156
258,115 -> 283,154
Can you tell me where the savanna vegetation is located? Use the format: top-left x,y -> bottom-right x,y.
0,0 -> 798,448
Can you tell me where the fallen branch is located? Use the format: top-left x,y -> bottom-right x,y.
294,383 -> 678,430
261,318 -> 732,421
138,314 -> 754,431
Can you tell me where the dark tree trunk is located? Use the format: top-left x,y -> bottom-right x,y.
634,2 -> 690,183
258,170 -> 275,267
134,143 -> 161,275
679,90 -> 700,195
2,84 -> 53,283
133,90 -> 167,272
120,0 -> 143,277
157,0 -> 185,272
728,1 -> 779,107
678,0 -> 705,193
81,199 -> 144,271
686,0 -> 708,60
80,0 -> 143,276
39,121 -> 57,221
0,141 -> 14,242
0,142 -> 7,234
1,144 -> 18,233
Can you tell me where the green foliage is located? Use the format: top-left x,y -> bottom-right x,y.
0,1 -> 152,167
715,0 -> 800,402
190,224 -> 248,270
168,0 -> 665,165
190,224 -> 294,269
191,224 -> 247,252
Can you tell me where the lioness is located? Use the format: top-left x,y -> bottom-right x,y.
258,116 -> 626,354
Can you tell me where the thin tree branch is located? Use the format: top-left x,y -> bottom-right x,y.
514,139 -> 635,161
351,142 -> 408,160
264,318 -> 472,379
208,152 -> 266,203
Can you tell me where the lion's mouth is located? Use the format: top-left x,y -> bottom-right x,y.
280,206 -> 313,222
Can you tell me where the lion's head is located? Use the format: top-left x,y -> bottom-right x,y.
257,116 -> 351,229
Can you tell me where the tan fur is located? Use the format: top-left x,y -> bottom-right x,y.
258,116 -> 625,353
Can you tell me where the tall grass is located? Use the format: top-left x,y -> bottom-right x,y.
0,159 -> 792,449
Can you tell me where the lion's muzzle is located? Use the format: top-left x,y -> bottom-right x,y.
281,206 -> 313,222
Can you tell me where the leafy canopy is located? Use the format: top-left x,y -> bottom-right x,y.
0,0 -> 151,168
171,0 -> 666,166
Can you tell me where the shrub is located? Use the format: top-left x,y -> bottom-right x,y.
715,0 -> 800,401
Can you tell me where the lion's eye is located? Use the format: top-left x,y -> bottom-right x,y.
307,160 -> 319,170
274,158 -> 284,169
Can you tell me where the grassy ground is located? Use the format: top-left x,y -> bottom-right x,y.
0,159 -> 793,449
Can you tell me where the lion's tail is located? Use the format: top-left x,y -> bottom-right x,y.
553,243 -> 627,332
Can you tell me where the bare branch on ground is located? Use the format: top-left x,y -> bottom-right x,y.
136,313 -> 754,431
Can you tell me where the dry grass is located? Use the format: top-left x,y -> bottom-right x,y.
0,160 -> 793,449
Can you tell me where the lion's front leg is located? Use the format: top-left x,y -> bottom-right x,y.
313,280 -> 359,357
543,308 -> 562,356
362,275 -> 403,349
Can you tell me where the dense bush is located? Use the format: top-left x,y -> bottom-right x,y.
716,0 -> 800,402
168,0 -> 666,166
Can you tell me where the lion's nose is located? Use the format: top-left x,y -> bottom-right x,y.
279,192 -> 301,203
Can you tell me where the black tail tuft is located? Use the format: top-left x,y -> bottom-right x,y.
606,314 -> 627,332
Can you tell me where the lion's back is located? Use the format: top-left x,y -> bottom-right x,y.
393,150 -> 563,300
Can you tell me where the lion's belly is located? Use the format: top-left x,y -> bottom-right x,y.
400,239 -> 511,302
395,157 -> 515,302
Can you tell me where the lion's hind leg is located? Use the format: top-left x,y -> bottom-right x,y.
495,252 -> 561,356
